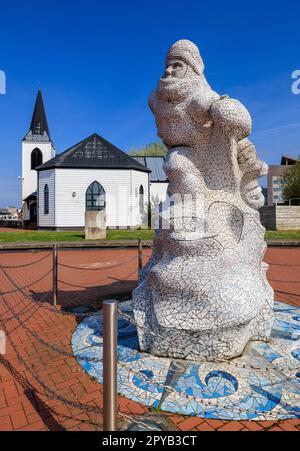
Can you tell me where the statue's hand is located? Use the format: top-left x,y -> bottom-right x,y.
210,97 -> 252,141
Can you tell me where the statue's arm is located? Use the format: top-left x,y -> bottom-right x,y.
209,97 -> 252,141
238,138 -> 268,177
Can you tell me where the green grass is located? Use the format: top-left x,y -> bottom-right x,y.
265,230 -> 300,240
0,228 -> 299,243
0,229 -> 155,243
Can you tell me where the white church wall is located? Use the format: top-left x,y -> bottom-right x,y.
131,170 -> 149,227
38,170 -> 55,227
22,141 -> 55,200
54,168 -> 142,228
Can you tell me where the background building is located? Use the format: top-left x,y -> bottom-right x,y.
267,155 -> 298,206
0,207 -> 20,221
22,90 -> 169,230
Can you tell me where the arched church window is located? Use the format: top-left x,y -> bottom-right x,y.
139,185 -> 144,214
31,148 -> 43,170
44,184 -> 49,215
86,181 -> 105,211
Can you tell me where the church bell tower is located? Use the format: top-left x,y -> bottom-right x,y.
22,89 -> 55,226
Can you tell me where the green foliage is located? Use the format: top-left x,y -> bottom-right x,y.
129,142 -> 167,157
281,160 -> 300,201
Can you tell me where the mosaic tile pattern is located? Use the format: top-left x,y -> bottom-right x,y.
71,301 -> 300,420
132,39 -> 274,359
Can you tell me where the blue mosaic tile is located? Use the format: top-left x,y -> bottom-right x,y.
71,300 -> 300,420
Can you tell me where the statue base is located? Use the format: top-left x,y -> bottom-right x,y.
133,297 -> 274,361
71,300 -> 300,421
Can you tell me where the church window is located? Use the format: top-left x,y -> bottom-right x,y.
44,184 -> 49,215
86,181 -> 105,211
31,148 -> 43,170
139,185 -> 144,214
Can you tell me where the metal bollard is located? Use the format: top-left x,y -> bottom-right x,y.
138,239 -> 143,272
103,300 -> 118,431
53,244 -> 58,306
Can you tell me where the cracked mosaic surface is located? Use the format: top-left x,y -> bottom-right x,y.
71,301 -> 300,420
132,39 -> 274,359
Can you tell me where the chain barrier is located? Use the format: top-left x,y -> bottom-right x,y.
0,314 -> 104,416
58,267 -> 138,290
0,292 -> 103,363
0,261 -> 102,318
0,267 -> 53,295
58,254 -> 138,271
0,252 -> 52,269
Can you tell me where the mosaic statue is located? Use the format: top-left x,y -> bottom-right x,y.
132,39 -> 274,360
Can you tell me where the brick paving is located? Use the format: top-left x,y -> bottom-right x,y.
0,245 -> 299,431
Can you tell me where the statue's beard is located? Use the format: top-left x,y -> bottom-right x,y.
157,76 -> 205,102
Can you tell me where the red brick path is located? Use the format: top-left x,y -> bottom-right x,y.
0,246 -> 299,431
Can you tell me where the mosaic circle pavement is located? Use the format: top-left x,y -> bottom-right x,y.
71,301 -> 300,421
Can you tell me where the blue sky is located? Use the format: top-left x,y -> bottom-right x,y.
0,0 -> 300,206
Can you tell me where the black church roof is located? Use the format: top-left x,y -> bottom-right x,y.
36,133 -> 151,172
23,89 -> 51,142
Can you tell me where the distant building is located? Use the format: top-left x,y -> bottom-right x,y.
267,155 -> 298,206
22,90 -> 168,230
0,207 -> 20,221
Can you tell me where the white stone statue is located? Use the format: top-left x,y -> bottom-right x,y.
132,40 -> 274,360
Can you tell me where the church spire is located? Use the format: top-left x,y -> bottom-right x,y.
24,89 -> 51,142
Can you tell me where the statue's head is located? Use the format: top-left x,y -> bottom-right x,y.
157,40 -> 206,100
164,39 -> 204,79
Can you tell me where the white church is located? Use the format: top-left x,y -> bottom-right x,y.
22,90 -> 168,230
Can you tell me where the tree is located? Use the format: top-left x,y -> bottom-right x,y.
129,142 -> 167,157
281,159 -> 300,203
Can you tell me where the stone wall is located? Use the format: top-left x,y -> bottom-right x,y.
259,205 -> 300,230
276,206 -> 300,230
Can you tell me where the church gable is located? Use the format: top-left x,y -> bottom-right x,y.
36,133 -> 151,172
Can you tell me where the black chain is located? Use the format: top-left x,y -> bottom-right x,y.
0,262 -> 98,317
0,267 -> 53,295
58,254 -> 138,271
0,252 -> 52,269
0,292 -> 103,363
0,316 -> 104,415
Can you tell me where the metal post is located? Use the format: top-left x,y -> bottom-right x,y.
138,239 -> 143,272
53,244 -> 58,307
103,300 -> 118,431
